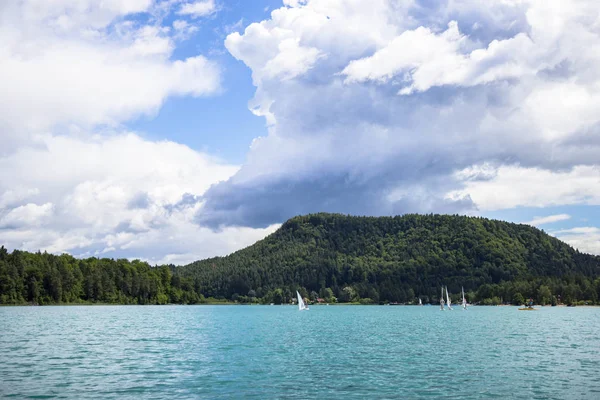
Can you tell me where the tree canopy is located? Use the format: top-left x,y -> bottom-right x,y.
1,213 -> 599,306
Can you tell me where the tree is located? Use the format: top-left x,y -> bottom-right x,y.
272,288 -> 284,305
320,287 -> 335,303
537,285 -> 552,305
340,286 -> 359,303
512,292 -> 525,306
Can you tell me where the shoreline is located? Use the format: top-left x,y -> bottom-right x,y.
3,303 -> 599,307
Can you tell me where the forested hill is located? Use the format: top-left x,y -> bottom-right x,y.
179,213 -> 600,305
1,213 -> 600,306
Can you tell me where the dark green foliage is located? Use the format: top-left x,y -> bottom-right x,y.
0,247 -> 202,305
178,213 -> 600,305
512,292 -> 525,306
1,213 -> 600,305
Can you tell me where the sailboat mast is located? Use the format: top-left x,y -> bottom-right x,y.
446,286 -> 452,310
440,287 -> 444,310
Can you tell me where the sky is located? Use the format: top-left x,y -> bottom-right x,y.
1,0 -> 600,265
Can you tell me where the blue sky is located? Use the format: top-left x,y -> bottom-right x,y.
131,0 -> 281,162
1,0 -> 599,264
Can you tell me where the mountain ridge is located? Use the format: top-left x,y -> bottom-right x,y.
1,213 -> 599,305
178,213 -> 600,305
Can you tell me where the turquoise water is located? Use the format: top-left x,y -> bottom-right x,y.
1,305 -> 599,399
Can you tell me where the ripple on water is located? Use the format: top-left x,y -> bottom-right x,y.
0,305 -> 599,399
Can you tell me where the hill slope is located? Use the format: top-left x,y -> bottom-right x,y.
179,213 -> 600,305
1,213 -> 599,305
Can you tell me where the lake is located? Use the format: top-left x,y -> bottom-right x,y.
1,305 -> 599,399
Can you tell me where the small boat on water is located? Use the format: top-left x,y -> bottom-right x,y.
461,287 -> 467,310
440,287 -> 445,311
296,291 -> 309,311
418,298 -> 422,306
446,286 -> 453,311
518,298 -> 536,310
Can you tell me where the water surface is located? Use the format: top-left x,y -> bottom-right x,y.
1,305 -> 599,399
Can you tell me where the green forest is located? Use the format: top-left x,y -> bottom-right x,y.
1,213 -> 600,306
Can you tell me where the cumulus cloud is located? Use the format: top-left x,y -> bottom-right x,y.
0,133 -> 278,264
198,0 -> 600,229
341,21 -> 537,95
448,165 -> 600,211
4,0 -> 600,260
0,0 -> 220,152
553,227 -> 600,255
0,203 -> 54,229
0,0 -> 277,263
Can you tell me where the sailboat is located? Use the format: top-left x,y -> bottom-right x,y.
446,286 -> 453,310
296,291 -> 309,311
461,287 -> 467,310
440,287 -> 445,310
418,298 -> 422,306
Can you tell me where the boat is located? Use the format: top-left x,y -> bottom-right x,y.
296,291 -> 309,311
440,287 -> 445,310
519,298 -> 536,310
446,286 -> 453,310
418,298 -> 422,306
461,287 -> 467,310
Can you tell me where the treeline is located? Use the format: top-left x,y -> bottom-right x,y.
0,247 -> 202,305
179,213 -> 600,306
1,213 -> 600,306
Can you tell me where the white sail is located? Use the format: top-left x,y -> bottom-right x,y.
440,287 -> 445,310
419,298 -> 422,306
446,286 -> 453,310
462,286 -> 467,310
296,291 -> 308,311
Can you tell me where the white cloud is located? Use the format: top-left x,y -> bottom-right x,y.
0,203 -> 54,229
448,165 -> 600,211
0,47 -> 219,132
226,25 -> 323,85
5,0 -> 600,262
200,0 -> 600,229
341,21 -> 537,95
177,0 -> 216,18
525,214 -> 571,226
0,0 -> 269,263
0,132 -> 238,215
109,0 -> 600,258
225,0 -> 404,86
9,0 -> 154,32
0,133 -> 278,264
263,38 -> 323,81
173,19 -> 199,40
553,227 -> 600,255
0,188 -> 40,209
0,0 -> 220,152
